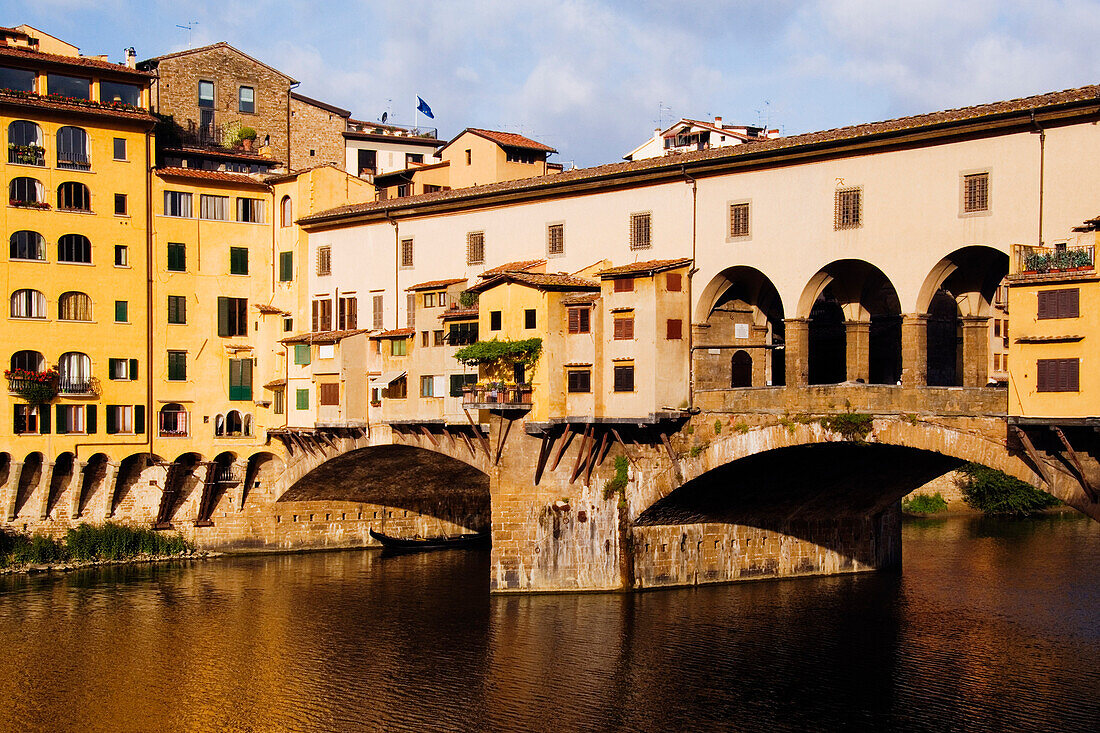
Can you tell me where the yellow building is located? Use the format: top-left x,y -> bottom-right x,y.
1,28 -> 155,521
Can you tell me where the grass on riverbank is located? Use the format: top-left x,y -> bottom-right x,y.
902,492 -> 949,515
0,523 -> 193,568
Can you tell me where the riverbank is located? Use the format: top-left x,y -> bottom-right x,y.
0,522 -> 204,576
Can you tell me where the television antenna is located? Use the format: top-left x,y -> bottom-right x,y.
176,21 -> 199,48
655,101 -> 672,129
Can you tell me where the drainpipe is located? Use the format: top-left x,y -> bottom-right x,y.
681,165 -> 698,412
1031,112 -> 1045,246
386,212 -> 399,330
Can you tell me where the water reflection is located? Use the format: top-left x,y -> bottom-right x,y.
1,515 -> 1097,732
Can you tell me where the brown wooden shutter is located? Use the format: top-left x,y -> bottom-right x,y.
1063,288 -> 1080,318
346,298 -> 357,329
623,316 -> 634,340
579,308 -> 590,333
312,301 -> 320,332
666,318 -> 682,340
666,273 -> 681,292
568,308 -> 580,333
319,383 -> 340,405
614,278 -> 634,293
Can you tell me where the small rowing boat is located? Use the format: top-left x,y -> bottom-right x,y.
369,529 -> 490,552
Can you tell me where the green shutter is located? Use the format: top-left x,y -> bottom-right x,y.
229,359 -> 253,401
294,343 -> 311,365
86,405 -> 96,434
218,297 -> 230,337
279,251 -> 293,281
56,404 -> 68,434
129,359 -> 138,379
230,247 -> 248,275
134,404 -> 145,434
296,388 -> 309,410
115,301 -> 128,322
39,406 -> 50,434
105,406 -> 117,434
167,242 -> 185,271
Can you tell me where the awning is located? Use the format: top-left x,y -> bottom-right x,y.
369,370 -> 406,388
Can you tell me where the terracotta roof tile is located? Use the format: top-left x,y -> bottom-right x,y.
465,128 -> 556,153
470,271 -> 599,293
370,328 -> 415,339
263,378 -> 287,389
162,146 -> 280,164
0,46 -> 154,77
480,259 -> 546,277
0,88 -> 155,122
597,258 -> 693,278
407,277 -> 467,291
155,167 -> 271,188
255,304 -> 289,315
281,328 -> 372,344
561,293 -> 601,306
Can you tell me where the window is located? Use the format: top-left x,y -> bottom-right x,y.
391,338 -> 407,356
547,223 -> 565,256
198,80 -> 215,108
113,137 -> 127,161
613,365 -> 635,392
217,297 -> 248,337
729,202 -> 750,238
296,389 -> 310,410
159,403 -> 188,436
229,358 -> 253,401
1037,358 -> 1079,392
108,358 -> 137,380
448,322 -> 479,345
58,291 -> 92,321
115,244 -> 128,266
11,289 -> 46,318
294,344 -> 311,365
317,245 -> 332,276
11,350 -> 45,372
230,247 -> 249,275
420,375 -> 436,397
284,317 -> 293,332
438,292 -> 447,307
525,309 -> 537,329
200,194 -> 229,220
614,314 -> 634,340
239,86 -> 255,113
164,191 -> 193,218
101,81 -> 140,105
58,234 -> 91,263
630,212 -> 651,250
421,331 -> 430,347
167,242 -> 186,271
666,318 -> 683,340
385,375 -> 408,399
168,295 -> 186,324
166,350 -> 187,381
9,231 -> 44,260
490,311 -> 502,331
59,352 -> 91,392
400,238 -> 414,268
318,344 -> 335,359
14,405 -> 42,435
567,369 -> 591,393
273,389 -> 285,415
613,278 -> 634,293
450,373 -> 477,397
963,172 -> 989,213
57,182 -> 90,211
319,383 -> 340,405
834,187 -> 862,229
568,307 -> 590,334
467,231 -> 485,265
236,198 -> 265,223
373,294 -> 384,329
312,298 -> 333,331
114,300 -> 128,323
0,67 -> 35,92
56,126 -> 89,169
281,196 -> 293,227
9,176 -> 44,205
106,405 -> 140,435
55,405 -> 86,435
114,193 -> 127,216
279,251 -> 293,281
465,149 -> 472,165
8,121 -> 43,165
1037,289 -> 1079,320
339,296 -> 358,329
666,273 -> 682,292
433,330 -> 445,346
424,293 -> 436,308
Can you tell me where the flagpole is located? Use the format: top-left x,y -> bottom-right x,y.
414,96 -> 418,134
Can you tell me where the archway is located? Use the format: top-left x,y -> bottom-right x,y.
694,266 -> 785,388
731,350 -> 752,388
77,453 -> 109,517
14,452 -> 43,519
241,451 -> 285,510
927,289 -> 960,386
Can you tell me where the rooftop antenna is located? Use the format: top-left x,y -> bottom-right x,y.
754,100 -> 772,129
176,21 -> 199,49
655,101 -> 672,129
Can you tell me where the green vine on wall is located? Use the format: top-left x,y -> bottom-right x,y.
820,411 -> 874,442
602,455 -> 629,509
453,338 -> 543,369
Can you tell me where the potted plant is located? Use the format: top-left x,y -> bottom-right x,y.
236,126 -> 258,152
4,367 -> 58,404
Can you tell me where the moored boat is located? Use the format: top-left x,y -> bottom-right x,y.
369,529 -> 490,552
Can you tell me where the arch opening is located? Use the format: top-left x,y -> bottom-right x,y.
695,266 -> 785,389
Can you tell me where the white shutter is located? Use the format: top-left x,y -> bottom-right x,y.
433,375 -> 446,397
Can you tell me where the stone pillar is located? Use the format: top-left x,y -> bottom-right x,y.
844,320 -> 871,383
36,461 -> 56,520
961,316 -> 991,387
3,462 -> 24,522
231,458 -> 250,511
187,462 -> 212,522
100,461 -> 120,519
901,314 -> 929,387
783,318 -> 810,387
751,325 -> 769,387
69,461 -> 88,519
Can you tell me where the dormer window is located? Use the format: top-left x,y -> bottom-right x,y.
47,74 -> 90,100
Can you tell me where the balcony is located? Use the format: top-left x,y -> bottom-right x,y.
345,120 -> 438,139
462,383 -> 533,410
1012,244 -> 1095,279
58,377 -> 99,396
57,153 -> 91,171
8,144 -> 44,166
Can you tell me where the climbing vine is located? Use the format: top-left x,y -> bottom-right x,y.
453,338 -> 543,369
820,411 -> 874,442
602,455 -> 629,509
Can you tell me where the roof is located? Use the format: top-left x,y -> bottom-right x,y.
0,88 -> 156,123
343,129 -> 442,146
254,304 -> 289,315
155,167 -> 272,188
439,128 -> 557,155
440,306 -> 479,321
300,83 -> 1100,227
480,259 -> 546,277
373,160 -> 450,183
291,92 -> 351,118
280,328 -> 372,344
263,378 -> 287,389
370,328 -> 415,339
407,278 -> 467,291
468,271 -> 600,294
141,42 -> 297,83
0,45 -> 153,78
664,118 -> 756,142
263,162 -> 345,184
597,258 -> 693,278
162,146 -> 281,165
560,292 -> 601,306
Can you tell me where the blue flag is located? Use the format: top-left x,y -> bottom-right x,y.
417,96 -> 435,119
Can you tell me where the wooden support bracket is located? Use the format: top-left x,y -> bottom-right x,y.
586,430 -> 607,485
462,408 -> 492,458
550,427 -> 576,470
610,427 -> 636,467
419,426 -> 439,448
1052,427 -> 1098,502
1011,426 -> 1052,486
534,433 -> 552,485
570,424 -> 593,484
494,417 -> 514,466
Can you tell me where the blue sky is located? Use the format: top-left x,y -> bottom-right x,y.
17,1 -> 1100,166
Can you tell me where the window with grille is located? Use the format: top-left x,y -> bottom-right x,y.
163,191 -> 192,218
567,307 -> 590,334
230,247 -> 249,275
319,383 -> 340,405
729,202 -> 750,238
58,234 -> 91,263
613,314 -> 634,340
467,231 -> 485,265
8,121 -> 43,165
56,126 -> 89,168
9,230 -> 44,260
1037,288 -> 1079,320
400,238 -> 414,268
613,365 -> 634,392
339,296 -> 358,330
317,246 -> 332,276
236,197 -> 265,223
963,172 -> 989,213
567,369 -> 591,393
167,242 -> 186,271
167,351 -> 187,381
217,297 -> 248,337
167,295 -> 186,324
834,187 -> 862,229
373,294 -> 384,329
279,251 -> 293,281
630,212 -> 651,250
547,223 -> 565,256
1037,358 -> 1079,392
200,194 -> 229,220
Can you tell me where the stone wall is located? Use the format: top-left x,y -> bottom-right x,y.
289,96 -> 346,171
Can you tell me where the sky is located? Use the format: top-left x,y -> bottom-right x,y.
16,1 -> 1100,167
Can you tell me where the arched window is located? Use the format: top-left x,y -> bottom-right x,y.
9,177 -> 44,206
281,195 -> 292,227
159,403 -> 188,437
214,414 -> 226,437
10,289 -> 46,318
58,352 -> 91,393
9,231 -> 45,260
8,121 -> 43,166
56,126 -> 89,170
243,414 -> 253,437
226,410 -> 243,436
58,234 -> 91,263
731,350 -> 753,388
58,291 -> 92,321
57,181 -> 90,211
10,350 -> 45,372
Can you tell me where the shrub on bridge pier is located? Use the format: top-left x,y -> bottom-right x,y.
956,463 -> 1061,516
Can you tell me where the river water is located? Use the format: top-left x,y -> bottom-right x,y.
0,514 -> 1097,732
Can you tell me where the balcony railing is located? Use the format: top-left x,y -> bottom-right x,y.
57,153 -> 91,171
346,120 -> 438,139
8,144 -> 44,166
462,384 -> 533,409
1014,244 -> 1095,274
158,411 -> 189,437
179,122 -> 227,149
58,377 -> 99,395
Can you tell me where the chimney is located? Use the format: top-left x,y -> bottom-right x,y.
125,47 -> 136,69
714,116 -> 723,126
